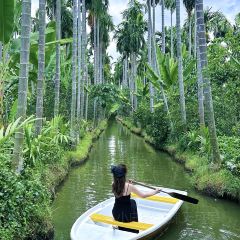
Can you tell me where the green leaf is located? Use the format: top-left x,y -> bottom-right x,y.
0,0 -> 16,44
109,103 -> 120,114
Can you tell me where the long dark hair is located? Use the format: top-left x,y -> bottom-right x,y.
112,164 -> 127,197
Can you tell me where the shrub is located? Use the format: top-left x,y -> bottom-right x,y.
0,161 -> 51,239
145,107 -> 170,146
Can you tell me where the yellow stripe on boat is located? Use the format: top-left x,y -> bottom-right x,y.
90,213 -> 154,231
131,193 -> 178,204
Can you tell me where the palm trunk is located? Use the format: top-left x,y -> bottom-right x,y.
196,0 -> 221,165
0,41 -> 3,126
97,18 -> 100,84
94,15 -> 97,85
13,0 -> 31,172
99,41 -> 103,83
188,14 -> 192,57
133,52 -> 137,110
197,44 -> 204,127
70,0 -> 78,136
81,0 -> 86,119
77,0 -> 82,120
161,0 -> 165,53
0,42 -> 2,62
54,0 -> 61,117
130,53 -> 134,112
194,10 -> 197,58
147,0 -> 154,113
85,68 -> 89,120
176,0 -> 187,125
170,10 -> 173,58
35,0 -> 46,136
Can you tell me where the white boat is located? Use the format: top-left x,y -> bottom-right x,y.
70,185 -> 187,240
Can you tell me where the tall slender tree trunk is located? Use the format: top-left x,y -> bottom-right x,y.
196,0 -> 221,165
97,18 -> 100,84
13,0 -> 31,172
170,10 -> 173,58
176,0 -> 187,125
54,0 -> 61,117
0,41 -> 3,126
81,0 -> 86,118
161,0 -> 165,53
0,42 -> 2,62
188,14 -> 192,57
194,10 -> 197,58
197,44 -> 205,127
130,53 -> 134,112
77,0 -> 82,120
99,41 -> 103,83
35,0 -> 46,136
133,52 -> 137,110
147,0 -> 154,113
94,15 -> 97,85
85,68 -> 89,120
70,0 -> 78,135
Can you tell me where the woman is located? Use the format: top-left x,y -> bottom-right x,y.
111,164 -> 160,233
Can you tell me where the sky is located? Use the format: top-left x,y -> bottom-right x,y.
31,0 -> 240,61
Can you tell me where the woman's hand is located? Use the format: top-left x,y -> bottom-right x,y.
155,188 -> 161,194
128,179 -> 133,184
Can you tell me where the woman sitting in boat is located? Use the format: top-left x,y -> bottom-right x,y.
111,164 -> 160,233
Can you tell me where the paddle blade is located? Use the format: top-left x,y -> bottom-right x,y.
169,192 -> 199,204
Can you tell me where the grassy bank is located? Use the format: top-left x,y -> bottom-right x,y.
45,120 -> 108,196
0,120 -> 107,240
117,117 -> 240,202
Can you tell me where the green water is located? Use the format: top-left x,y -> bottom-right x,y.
52,121 -> 240,240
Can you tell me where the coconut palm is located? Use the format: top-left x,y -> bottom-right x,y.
183,0 -> 195,57
196,0 -> 221,165
147,0 -> 154,112
161,0 -> 165,53
13,0 -> 32,172
176,0 -> 186,125
35,0 -> 46,136
70,0 -> 78,136
165,0 -> 175,57
81,0 -> 86,118
54,0 -> 61,117
77,0 -> 82,121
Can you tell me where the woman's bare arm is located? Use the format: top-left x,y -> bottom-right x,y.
130,184 -> 160,198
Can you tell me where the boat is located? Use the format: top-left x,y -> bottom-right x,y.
70,184 -> 187,240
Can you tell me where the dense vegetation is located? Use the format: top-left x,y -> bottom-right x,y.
0,0 -> 239,238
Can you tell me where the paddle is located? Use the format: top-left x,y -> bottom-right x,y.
132,180 -> 199,204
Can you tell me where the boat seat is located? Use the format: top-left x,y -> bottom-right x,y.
90,213 -> 154,231
131,193 -> 178,204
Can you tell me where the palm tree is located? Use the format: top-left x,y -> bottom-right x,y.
183,0 -> 195,57
54,0 -> 61,117
165,0 -> 175,58
70,0 -> 78,136
196,0 -> 221,166
176,0 -> 186,125
197,44 -> 204,127
147,0 -> 154,112
0,42 -> 2,62
161,0 -> 165,53
81,0 -> 86,118
35,0 -> 46,136
77,0 -> 82,121
13,0 -> 32,172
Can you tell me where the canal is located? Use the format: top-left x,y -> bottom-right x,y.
52,121 -> 240,240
